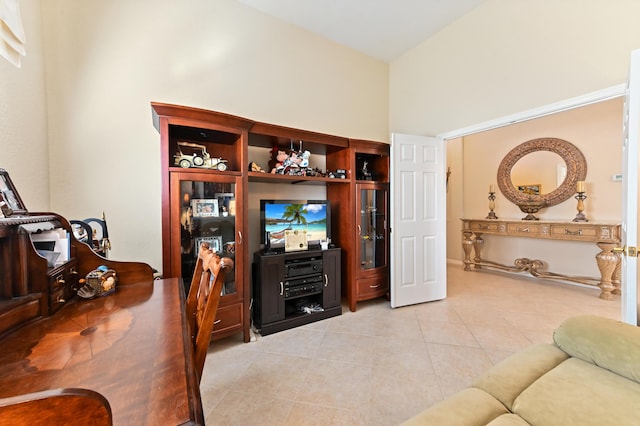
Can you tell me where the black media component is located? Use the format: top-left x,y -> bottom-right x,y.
284,274 -> 323,299
252,248 -> 341,336
284,256 -> 322,278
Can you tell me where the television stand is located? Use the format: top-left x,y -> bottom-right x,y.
252,248 -> 341,335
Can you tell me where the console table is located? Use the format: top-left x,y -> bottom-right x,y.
0,278 -> 203,425
461,219 -> 622,300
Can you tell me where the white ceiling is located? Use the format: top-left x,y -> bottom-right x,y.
237,0 -> 485,62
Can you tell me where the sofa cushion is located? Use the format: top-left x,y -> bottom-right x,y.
512,357 -> 640,426
553,315 -> 640,383
472,343 -> 568,411
486,414 -> 531,426
401,387 -> 509,426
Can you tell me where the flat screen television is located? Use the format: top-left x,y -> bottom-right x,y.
260,199 -> 330,251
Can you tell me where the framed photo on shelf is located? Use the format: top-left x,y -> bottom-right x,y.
195,236 -> 223,256
214,192 -> 235,216
0,168 -> 27,216
191,199 -> 219,217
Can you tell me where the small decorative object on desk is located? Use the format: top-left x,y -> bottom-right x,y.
486,184 -> 498,219
77,266 -> 118,299
573,180 -> 588,222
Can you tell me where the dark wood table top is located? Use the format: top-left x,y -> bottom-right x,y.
0,278 -> 202,425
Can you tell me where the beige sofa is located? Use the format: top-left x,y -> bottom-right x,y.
403,315 -> 640,425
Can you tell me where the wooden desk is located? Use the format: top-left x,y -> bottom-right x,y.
461,219 -> 622,300
0,278 -> 203,425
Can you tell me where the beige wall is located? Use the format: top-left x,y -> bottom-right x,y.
390,0 -> 640,136
390,0 -> 640,283
0,0 -> 48,211
446,98 -> 623,277
6,0 -> 640,278
446,138 -> 464,261
38,0 -> 389,271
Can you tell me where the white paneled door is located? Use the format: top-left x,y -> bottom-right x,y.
621,49 -> 640,325
390,133 -> 446,308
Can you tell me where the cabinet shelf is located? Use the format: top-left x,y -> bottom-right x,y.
356,179 -> 388,184
248,172 -> 351,185
168,167 -> 243,177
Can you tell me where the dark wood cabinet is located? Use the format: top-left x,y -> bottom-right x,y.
321,248 -> 342,309
152,104 -> 252,342
328,140 -> 390,312
253,248 -> 341,335
354,182 -> 389,305
253,254 -> 286,325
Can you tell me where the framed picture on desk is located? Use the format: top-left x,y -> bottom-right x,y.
0,169 -> 27,216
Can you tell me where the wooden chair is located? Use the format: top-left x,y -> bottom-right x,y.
70,213 -> 111,258
186,242 -> 234,381
0,388 -> 112,425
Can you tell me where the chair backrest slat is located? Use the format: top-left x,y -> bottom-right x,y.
186,242 -> 234,381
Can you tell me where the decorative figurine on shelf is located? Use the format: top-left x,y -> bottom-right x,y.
249,162 -> 266,173
283,150 -> 300,170
329,169 -> 347,179
174,141 -> 228,171
269,148 -> 289,174
573,180 -> 588,222
360,161 -> 373,180
298,150 -> 311,168
269,145 -> 312,176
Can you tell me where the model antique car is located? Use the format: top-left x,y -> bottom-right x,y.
174,141 -> 228,171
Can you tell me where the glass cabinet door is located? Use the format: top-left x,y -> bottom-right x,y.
174,175 -> 238,297
358,185 -> 388,271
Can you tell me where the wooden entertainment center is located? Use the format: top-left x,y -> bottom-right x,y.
151,103 -> 391,340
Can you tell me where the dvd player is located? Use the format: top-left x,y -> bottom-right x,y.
284,274 -> 324,299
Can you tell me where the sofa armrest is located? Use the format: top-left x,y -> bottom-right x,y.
472,343 -> 568,410
553,314 -> 640,383
401,387 -> 509,426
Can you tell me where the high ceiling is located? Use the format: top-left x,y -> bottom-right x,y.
237,0 -> 485,62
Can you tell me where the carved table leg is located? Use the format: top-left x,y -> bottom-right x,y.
462,230 -> 474,271
596,242 -> 618,300
612,251 -> 622,295
473,233 -> 484,271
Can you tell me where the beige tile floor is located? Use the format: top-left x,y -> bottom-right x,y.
200,264 -> 621,425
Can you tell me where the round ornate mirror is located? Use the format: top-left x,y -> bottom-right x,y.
497,137 -> 587,220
